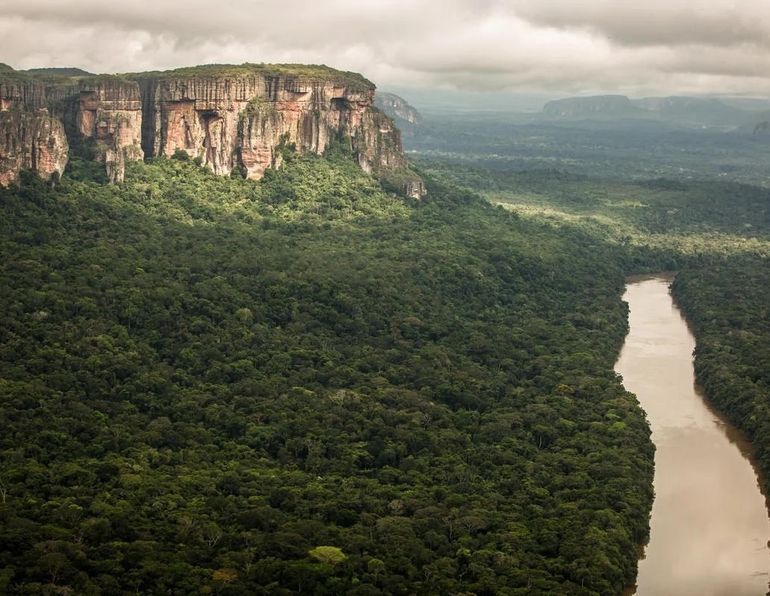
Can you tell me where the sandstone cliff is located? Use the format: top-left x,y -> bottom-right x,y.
76,78 -> 143,183
0,72 -> 140,183
0,64 -> 424,197
0,108 -> 68,186
135,65 -> 423,196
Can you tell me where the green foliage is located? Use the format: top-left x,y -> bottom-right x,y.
242,95 -> 276,117
672,258 -> 770,493
416,145 -> 770,596
24,67 -> 94,78
309,546 -> 347,565
0,157 -> 653,594
131,63 -> 373,91
64,155 -> 108,184
171,148 -> 192,162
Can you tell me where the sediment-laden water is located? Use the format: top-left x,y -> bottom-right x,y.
617,275 -> 770,596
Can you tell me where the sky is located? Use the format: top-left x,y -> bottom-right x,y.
1,0 -> 770,99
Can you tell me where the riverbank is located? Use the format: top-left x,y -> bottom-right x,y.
617,275 -> 770,596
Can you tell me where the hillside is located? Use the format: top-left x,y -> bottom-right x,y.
0,149 -> 654,594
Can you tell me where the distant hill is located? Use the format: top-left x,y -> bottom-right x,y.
375,91 -> 423,135
732,112 -> 770,137
543,95 -> 643,119
542,94 -> 760,129
632,96 -> 749,126
710,97 -> 770,113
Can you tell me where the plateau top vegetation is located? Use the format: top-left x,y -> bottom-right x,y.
0,63 -> 373,89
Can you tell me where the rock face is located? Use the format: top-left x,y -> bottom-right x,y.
0,64 -> 424,196
374,91 -> 423,138
137,68 -> 422,195
0,74 -> 141,184
0,108 -> 68,186
77,79 -> 143,183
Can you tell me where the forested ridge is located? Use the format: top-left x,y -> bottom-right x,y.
0,154 -> 654,594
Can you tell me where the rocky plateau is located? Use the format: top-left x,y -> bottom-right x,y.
0,63 -> 424,197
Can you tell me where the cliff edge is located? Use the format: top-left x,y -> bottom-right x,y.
0,64 -> 425,198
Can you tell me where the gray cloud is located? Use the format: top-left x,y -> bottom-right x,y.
1,0 -> 769,96
511,0 -> 770,48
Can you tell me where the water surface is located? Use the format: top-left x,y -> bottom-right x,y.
616,276 -> 770,596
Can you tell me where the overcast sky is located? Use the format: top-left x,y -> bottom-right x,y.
2,0 -> 770,98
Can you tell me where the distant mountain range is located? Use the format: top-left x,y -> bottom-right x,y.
542,94 -> 770,129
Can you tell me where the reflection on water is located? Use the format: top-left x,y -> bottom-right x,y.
616,276 -> 770,596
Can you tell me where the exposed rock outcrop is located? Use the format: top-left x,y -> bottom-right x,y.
354,107 -> 425,198
375,92 -> 422,126
374,91 -> 423,139
76,79 -> 143,183
136,67 -> 423,195
0,108 -> 68,185
0,74 -> 141,183
0,63 -> 424,197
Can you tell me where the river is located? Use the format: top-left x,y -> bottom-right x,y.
616,275 -> 770,596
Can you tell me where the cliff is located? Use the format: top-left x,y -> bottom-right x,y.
374,91 -> 423,137
0,108 -> 68,186
75,78 -> 144,183
0,63 -> 424,197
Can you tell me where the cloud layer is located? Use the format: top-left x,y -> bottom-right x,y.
1,0 -> 769,96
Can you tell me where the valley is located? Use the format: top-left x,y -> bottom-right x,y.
0,63 -> 769,595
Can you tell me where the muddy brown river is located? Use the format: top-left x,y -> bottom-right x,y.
616,275 -> 770,596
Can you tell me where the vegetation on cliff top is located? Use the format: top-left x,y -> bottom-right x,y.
23,67 -> 95,78
0,63 -> 374,92
128,63 -> 374,90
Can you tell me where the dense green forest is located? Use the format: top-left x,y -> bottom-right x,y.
0,153 -> 654,594
3,114 -> 769,595
672,259 -> 770,492
413,155 -> 770,555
